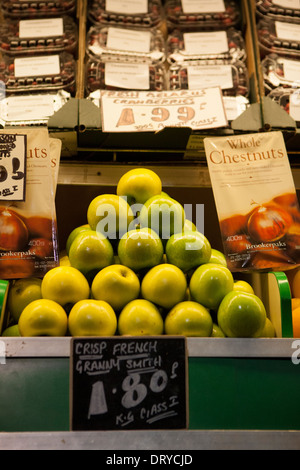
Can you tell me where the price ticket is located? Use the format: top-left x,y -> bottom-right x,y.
100,87 -> 228,132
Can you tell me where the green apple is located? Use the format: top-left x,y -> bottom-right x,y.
87,193 -> 134,239
118,299 -> 164,336
189,263 -> 234,311
141,263 -> 187,310
18,299 -> 68,337
209,248 -> 227,267
68,299 -> 117,337
66,224 -> 91,254
117,168 -> 162,205
91,264 -> 140,311
217,290 -> 267,338
139,194 -> 185,241
211,323 -> 226,337
41,266 -> 90,308
2,324 -> 21,337
233,280 -> 255,294
7,277 -> 42,322
258,317 -> 276,338
68,230 -> 114,276
164,301 -> 213,337
118,227 -> 164,272
183,219 -> 197,232
165,230 -> 211,272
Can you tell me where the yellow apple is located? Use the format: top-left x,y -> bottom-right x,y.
18,299 -> 68,337
91,264 -> 140,311
233,280 -> 255,295
41,266 -> 90,308
68,299 -> 117,337
141,263 -> 187,310
87,193 -> 134,239
164,301 -> 213,337
117,168 -> 162,205
118,299 -> 164,336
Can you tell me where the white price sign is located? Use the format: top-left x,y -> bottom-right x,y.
100,88 -> 228,132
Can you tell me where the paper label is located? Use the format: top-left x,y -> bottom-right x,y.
187,64 -> 233,90
282,58 -> 300,85
6,95 -> 55,121
273,0 -> 300,9
290,90 -> 300,121
14,55 -> 60,78
19,18 -> 63,38
181,0 -> 225,13
105,62 -> 150,90
105,0 -> 147,14
183,31 -> 228,55
100,88 -> 228,132
275,20 -> 300,41
106,27 -> 151,53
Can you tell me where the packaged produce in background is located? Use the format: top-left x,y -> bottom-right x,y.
204,131 -> 300,271
0,90 -> 71,127
86,58 -> 166,93
0,0 -> 77,18
86,25 -> 166,64
0,128 -> 60,279
164,0 -> 242,31
0,52 -> 77,96
257,17 -> 300,59
166,28 -> 246,63
256,0 -> 300,23
0,16 -> 78,57
87,0 -> 163,29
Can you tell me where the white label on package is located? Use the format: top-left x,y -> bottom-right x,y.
187,65 -> 233,90
100,87 -> 228,132
19,18 -> 64,38
0,134 -> 26,202
106,27 -> 151,53
290,90 -> 300,121
14,55 -> 60,78
282,58 -> 300,85
273,0 -> 300,9
104,62 -> 149,90
6,95 -> 55,121
275,20 -> 300,41
105,0 -> 147,14
183,31 -> 228,55
181,0 -> 225,13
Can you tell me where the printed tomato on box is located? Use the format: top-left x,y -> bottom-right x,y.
204,131 -> 300,272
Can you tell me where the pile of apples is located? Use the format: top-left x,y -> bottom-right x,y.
3,168 -> 276,339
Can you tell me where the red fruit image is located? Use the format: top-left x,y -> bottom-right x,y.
28,238 -> 54,259
219,214 -> 248,239
0,208 -> 28,251
247,203 -> 293,243
26,216 -> 55,240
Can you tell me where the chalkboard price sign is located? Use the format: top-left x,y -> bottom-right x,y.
70,336 -> 188,431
